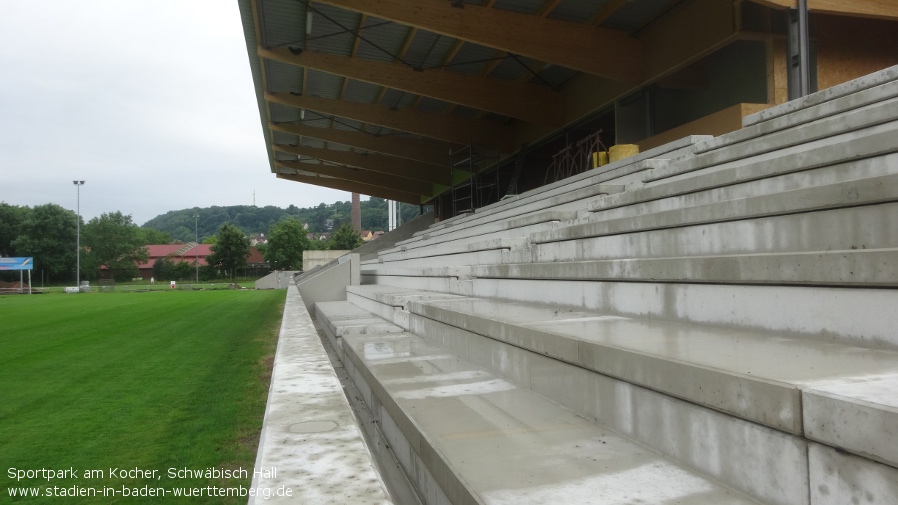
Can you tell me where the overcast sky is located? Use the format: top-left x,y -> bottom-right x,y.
0,1 -> 349,225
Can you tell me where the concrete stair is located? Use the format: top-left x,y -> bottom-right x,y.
284,66 -> 898,504
335,284 -> 898,505
316,300 -> 771,505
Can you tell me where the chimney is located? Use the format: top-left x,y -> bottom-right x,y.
351,192 -> 361,231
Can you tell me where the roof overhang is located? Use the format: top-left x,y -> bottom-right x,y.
239,0 -> 898,204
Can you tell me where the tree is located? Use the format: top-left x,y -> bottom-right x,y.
361,197 -> 387,230
11,204 -> 78,283
264,217 -> 310,271
0,203 -> 29,257
152,257 -> 175,281
81,211 -> 149,282
207,223 -> 250,279
328,223 -> 363,250
138,227 -> 173,245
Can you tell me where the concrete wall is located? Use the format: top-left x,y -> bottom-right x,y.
295,253 -> 360,315
303,250 -> 349,271
254,270 -> 299,290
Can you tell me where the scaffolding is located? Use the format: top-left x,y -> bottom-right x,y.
449,143 -> 500,216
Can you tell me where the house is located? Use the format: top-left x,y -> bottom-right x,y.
133,243 -> 267,280
137,243 -> 213,280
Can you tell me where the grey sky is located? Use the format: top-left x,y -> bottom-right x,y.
0,1 -> 348,225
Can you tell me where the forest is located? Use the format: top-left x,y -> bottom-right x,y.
142,197 -> 424,243
0,198 -> 429,284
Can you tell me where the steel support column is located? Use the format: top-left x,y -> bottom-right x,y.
788,0 -> 811,99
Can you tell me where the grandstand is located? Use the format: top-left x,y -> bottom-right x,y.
241,1 -> 898,504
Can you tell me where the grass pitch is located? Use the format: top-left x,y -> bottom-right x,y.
0,289 -> 285,503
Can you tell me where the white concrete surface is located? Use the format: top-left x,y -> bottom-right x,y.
470,249 -> 898,286
532,202 -> 898,262
537,160 -> 898,244
652,97 -> 898,182
250,286 -> 393,504
303,250 -> 350,270
804,375 -> 898,468
254,270 -> 299,290
809,443 -> 898,505
338,327 -> 767,505
705,76 -> 898,154
744,64 -> 898,126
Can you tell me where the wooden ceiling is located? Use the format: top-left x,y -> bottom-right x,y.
240,0 -> 898,204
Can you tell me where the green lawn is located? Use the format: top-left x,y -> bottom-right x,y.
0,289 -> 285,503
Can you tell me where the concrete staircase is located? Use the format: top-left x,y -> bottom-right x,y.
294,66 -> 898,505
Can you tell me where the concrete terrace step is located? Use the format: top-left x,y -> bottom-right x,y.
383,151 -> 898,268
376,239 -> 530,270
390,180 -> 626,252
363,248 -> 898,292
405,295 -> 898,438
533,169 -> 898,245
467,249 -> 898,287
697,71 -> 898,156
320,302 -> 768,505
588,144 -> 898,224
416,136 -> 708,237
532,201 -> 898,262
743,64 -> 898,127
333,292 -> 812,505
642,99 -> 898,185
250,287 -> 394,504
340,286 -> 898,504
388,211 -> 574,256
384,121 -> 898,270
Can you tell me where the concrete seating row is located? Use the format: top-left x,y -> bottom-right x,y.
334,284 -> 898,505
415,136 -> 706,236
372,101 -> 898,275
315,299 -> 772,505
648,64 -> 898,179
390,66 -> 898,258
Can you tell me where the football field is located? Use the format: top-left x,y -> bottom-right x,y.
0,289 -> 285,503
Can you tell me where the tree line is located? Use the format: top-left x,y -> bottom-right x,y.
1,201 -> 376,285
1,203 -> 162,284
142,197 -> 423,243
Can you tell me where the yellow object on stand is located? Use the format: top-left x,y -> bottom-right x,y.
592,151 -> 609,168
609,144 -> 639,163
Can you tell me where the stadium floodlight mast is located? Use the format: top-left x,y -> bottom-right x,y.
194,214 -> 199,283
73,180 -> 85,290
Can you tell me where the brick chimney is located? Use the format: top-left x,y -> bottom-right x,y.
351,192 -> 361,231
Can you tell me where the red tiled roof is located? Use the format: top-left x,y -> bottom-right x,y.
135,244 -> 265,269
246,247 -> 265,265
138,244 -> 214,269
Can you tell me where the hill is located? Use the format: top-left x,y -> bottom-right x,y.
142,198 -> 423,243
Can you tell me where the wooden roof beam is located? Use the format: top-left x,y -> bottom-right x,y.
275,168 -> 424,203
641,0 -> 739,81
267,92 -> 514,151
273,143 -> 450,185
313,0 -> 644,83
259,46 -> 565,125
750,0 -> 898,21
270,121 -> 449,167
589,0 -> 629,25
275,158 -> 435,195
